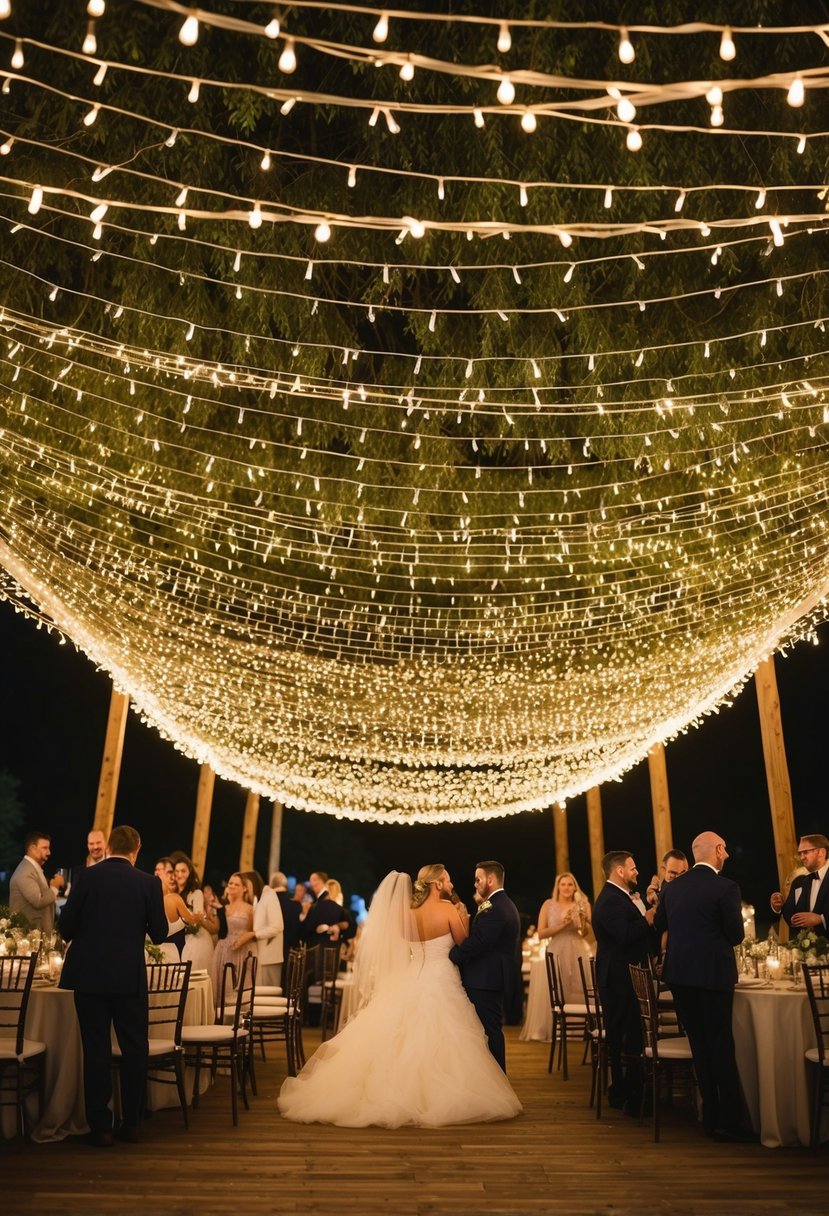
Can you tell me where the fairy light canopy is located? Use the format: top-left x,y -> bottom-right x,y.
1,0 -> 829,823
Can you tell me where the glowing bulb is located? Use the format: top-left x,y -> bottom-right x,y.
626,127 -> 642,152
93,62 -> 107,85
473,108 -> 485,128
497,22 -> 511,53
82,21 -> 97,55
373,13 -> 389,43
0,137 -> 13,154
89,202 -> 108,222
11,38 -> 23,69
719,26 -> 735,60
248,203 -> 262,229
705,85 -> 723,107
497,76 -> 515,105
710,104 -> 724,127
278,38 -> 296,73
314,221 -> 331,242
616,97 -> 636,123
408,219 -> 425,238
0,0 -> 11,14
399,60 -> 414,81
260,150 -> 271,170
264,17 -> 280,39
347,165 -> 357,187
787,75 -> 805,107
557,230 -> 572,248
28,185 -> 43,215
83,103 -> 100,126
618,28 -> 635,64
520,110 -> 537,133
769,217 -> 784,247
188,79 -> 200,103
87,0 -> 106,15
179,13 -> 199,46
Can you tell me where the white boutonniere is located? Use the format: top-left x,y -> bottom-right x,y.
477,899 -> 493,913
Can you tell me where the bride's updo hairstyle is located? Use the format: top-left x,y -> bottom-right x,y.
411,863 -> 445,909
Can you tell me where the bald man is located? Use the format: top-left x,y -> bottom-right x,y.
654,831 -> 751,1142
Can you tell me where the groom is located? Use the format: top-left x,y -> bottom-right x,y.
449,860 -> 521,1071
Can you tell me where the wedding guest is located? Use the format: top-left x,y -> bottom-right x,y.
9,831 -> 64,931
770,834 -> 829,930
655,831 -> 751,1142
536,872 -> 592,1004
302,873 -> 345,942
326,879 -> 357,943
271,871 -> 302,951
237,870 -> 285,986
293,881 -> 310,913
170,852 -> 217,971
59,824 -> 167,1146
592,850 -> 657,1114
202,883 -> 222,914
210,872 -> 255,1000
645,849 -> 689,906
154,857 -> 203,961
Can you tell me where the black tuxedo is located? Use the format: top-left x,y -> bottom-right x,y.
302,892 -> 344,943
276,890 -> 303,951
780,869 -> 829,929
592,881 -> 656,1109
655,864 -> 745,1135
59,857 -> 168,1135
449,890 -> 521,1071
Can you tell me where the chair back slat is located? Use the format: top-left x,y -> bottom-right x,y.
578,954 -> 603,1036
0,954 -> 38,1053
228,953 -> 257,1033
629,963 -> 660,1056
803,963 -> 829,1063
146,960 -> 192,1040
545,951 -> 565,1012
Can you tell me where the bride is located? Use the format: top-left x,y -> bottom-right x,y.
277,865 -> 523,1127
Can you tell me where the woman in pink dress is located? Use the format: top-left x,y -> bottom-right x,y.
536,872 -> 592,1004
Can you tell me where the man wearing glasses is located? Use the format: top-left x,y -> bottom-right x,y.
770,835 -> 829,930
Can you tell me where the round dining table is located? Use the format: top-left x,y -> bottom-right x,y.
2,971 -> 213,1143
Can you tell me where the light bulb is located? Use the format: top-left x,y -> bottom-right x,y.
497,22 -> 511,53
260,150 -> 271,170
408,219 -> 425,238
626,127 -> 642,152
497,76 -> 515,105
179,13 -> 199,46
248,203 -> 262,229
787,75 -> 805,107
618,28 -> 635,64
347,165 -> 357,187
557,230 -> 572,248
710,104 -> 724,127
314,221 -> 331,241
399,60 -> 414,81
373,13 -> 389,43
520,110 -> 536,133
719,27 -> 735,61
93,62 -> 107,86
0,0 -> 11,16
473,108 -> 485,128
188,79 -> 200,103
28,185 -> 43,215
278,38 -> 296,73
83,103 -> 100,126
616,97 -> 636,123
264,17 -> 280,39
89,202 -> 108,222
0,137 -> 13,154
11,38 -> 23,69
82,21 -> 97,55
174,187 -> 187,206
705,85 -> 723,106
87,0 -> 106,15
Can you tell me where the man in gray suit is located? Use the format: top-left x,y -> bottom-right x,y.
9,831 -> 64,931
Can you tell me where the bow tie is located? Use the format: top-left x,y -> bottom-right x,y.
805,872 -> 820,883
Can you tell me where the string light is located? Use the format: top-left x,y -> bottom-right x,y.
497,23 -> 511,54
618,27 -> 635,64
372,12 -> 389,44
264,16 -> 280,40
314,220 -> 331,242
11,38 -> 23,69
278,38 -> 297,73
719,26 -> 736,60
520,110 -> 537,133
496,76 -> 515,105
87,0 -> 106,16
82,22 -> 97,56
178,12 -> 199,47
787,75 -> 805,107
626,127 -> 642,152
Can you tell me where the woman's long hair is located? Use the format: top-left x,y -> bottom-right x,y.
411,863 -> 445,909
169,851 -> 201,898
551,871 -> 588,903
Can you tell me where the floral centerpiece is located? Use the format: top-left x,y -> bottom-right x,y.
780,929 -> 829,964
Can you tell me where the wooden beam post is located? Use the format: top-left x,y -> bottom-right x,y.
239,791 -> 260,873
755,655 -> 799,894
647,743 -> 673,871
552,802 -> 569,874
191,764 -> 215,880
92,686 -> 129,837
266,801 -> 284,880
585,786 -> 605,900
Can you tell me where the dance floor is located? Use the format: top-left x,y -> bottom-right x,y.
4,1028 -> 825,1215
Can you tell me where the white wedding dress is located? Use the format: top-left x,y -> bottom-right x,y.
278,931 -> 522,1128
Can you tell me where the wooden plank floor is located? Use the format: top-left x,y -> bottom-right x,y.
3,1029 -> 826,1215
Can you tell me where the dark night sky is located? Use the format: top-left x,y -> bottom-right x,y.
1,595 -> 827,929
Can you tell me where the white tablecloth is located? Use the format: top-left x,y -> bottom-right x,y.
733,982 -> 820,1149
1,973 -> 213,1142
519,952 -> 551,1042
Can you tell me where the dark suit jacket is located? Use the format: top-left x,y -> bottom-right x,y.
59,857 -> 168,996
592,881 -> 656,992
302,892 -> 344,943
780,869 -> 829,929
276,890 -> 303,951
449,890 -> 521,993
655,864 -> 743,992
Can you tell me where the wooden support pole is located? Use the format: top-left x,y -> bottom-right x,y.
266,801 -> 284,880
585,787 -> 605,900
647,743 -> 673,870
92,686 -> 129,838
552,802 -> 569,875
191,764 -> 215,880
755,655 -> 799,894
239,790 -> 260,873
